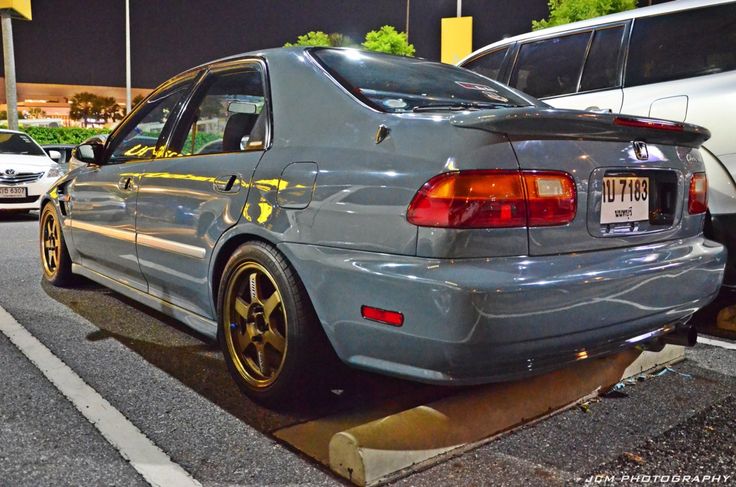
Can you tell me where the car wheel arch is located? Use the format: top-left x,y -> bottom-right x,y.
208,230 -> 282,318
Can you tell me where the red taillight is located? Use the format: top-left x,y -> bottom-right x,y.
361,306 -> 404,326
406,170 -> 526,228
406,170 -> 576,228
614,116 -> 684,132
688,172 -> 708,214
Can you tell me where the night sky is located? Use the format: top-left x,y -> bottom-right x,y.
4,0 -> 552,88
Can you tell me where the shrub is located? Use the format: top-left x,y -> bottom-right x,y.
284,31 -> 332,47
16,126 -> 111,145
533,0 -> 637,30
362,25 -> 415,56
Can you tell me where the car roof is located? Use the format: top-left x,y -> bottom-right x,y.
0,128 -> 25,135
460,0 -> 734,63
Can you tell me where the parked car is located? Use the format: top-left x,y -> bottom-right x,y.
0,129 -> 64,214
459,0 -> 736,285
40,48 -> 725,406
42,144 -> 75,168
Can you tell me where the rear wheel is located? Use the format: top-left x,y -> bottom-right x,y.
218,241 -> 334,407
40,203 -> 74,286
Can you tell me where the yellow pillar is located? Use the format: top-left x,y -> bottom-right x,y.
441,16 -> 472,65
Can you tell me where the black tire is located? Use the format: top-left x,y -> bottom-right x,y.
217,241 -> 335,407
39,203 -> 74,287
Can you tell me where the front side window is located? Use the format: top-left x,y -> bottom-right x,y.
626,3 -> 736,87
462,47 -> 509,80
311,48 -> 531,113
106,79 -> 193,164
169,64 -> 268,157
510,32 -> 591,98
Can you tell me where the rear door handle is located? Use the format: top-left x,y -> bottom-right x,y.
214,174 -> 240,193
117,176 -> 139,191
118,176 -> 132,191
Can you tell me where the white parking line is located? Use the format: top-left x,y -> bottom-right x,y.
0,305 -> 201,487
698,336 -> 736,350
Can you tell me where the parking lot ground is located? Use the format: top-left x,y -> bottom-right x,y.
1,214 -> 735,486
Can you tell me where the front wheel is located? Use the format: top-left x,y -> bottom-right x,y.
217,241 -> 334,407
39,203 -> 74,286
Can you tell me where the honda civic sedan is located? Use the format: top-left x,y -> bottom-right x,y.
39,47 -> 726,406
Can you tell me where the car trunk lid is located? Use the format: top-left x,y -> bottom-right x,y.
450,108 -> 710,255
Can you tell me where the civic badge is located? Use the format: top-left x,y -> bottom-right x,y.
633,141 -> 649,161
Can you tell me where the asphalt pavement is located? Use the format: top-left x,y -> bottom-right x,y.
1,212 -> 735,486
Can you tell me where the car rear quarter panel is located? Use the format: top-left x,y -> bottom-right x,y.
236,51 -> 526,258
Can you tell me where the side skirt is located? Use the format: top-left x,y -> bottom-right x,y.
71,263 -> 218,340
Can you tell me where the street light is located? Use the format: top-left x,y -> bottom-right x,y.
125,0 -> 131,115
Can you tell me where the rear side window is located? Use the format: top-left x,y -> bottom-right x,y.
580,26 -> 625,92
626,3 -> 736,87
510,32 -> 591,98
462,47 -> 508,80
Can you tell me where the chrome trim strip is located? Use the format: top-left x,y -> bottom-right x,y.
71,263 -> 217,339
69,220 -> 136,243
137,233 -> 206,259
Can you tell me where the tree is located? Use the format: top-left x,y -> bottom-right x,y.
533,0 -> 637,30
0,110 -> 24,120
362,25 -> 415,56
284,31 -> 332,47
69,92 -> 123,126
132,94 -> 146,108
99,96 -> 124,123
25,107 -> 47,119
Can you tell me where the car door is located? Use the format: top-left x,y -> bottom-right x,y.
134,59 -> 270,317
69,74 -> 196,290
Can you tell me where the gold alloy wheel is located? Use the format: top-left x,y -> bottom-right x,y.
223,262 -> 288,389
41,207 -> 62,278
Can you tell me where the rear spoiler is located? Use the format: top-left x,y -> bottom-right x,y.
450,108 -> 711,147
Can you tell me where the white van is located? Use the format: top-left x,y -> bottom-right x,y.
459,0 -> 736,285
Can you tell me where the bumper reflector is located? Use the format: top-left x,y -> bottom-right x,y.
361,305 -> 404,327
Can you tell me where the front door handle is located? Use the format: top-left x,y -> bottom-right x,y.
213,175 -> 240,193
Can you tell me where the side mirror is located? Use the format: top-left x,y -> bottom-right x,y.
47,149 -> 62,162
73,142 -> 104,165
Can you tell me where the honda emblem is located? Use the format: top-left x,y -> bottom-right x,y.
633,141 -> 649,161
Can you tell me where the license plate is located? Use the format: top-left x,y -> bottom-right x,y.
0,186 -> 27,199
601,176 -> 649,224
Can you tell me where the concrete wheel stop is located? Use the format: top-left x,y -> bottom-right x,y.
275,345 -> 684,486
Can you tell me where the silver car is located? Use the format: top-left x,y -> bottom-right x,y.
40,48 -> 725,406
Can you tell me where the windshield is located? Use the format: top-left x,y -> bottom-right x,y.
311,48 -> 532,113
0,132 -> 46,156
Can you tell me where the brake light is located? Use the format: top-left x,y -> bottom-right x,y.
614,116 -> 684,132
407,170 -> 576,228
688,172 -> 707,214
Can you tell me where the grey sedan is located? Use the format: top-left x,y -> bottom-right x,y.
39,48 -> 725,406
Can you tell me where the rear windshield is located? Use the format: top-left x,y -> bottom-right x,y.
311,48 -> 532,113
0,132 -> 45,156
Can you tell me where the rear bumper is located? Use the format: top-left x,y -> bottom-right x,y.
280,236 -> 726,385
